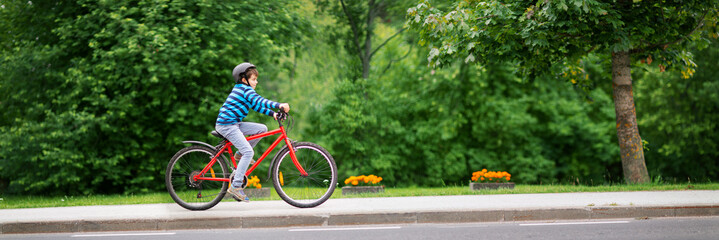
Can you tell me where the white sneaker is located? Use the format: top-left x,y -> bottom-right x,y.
227,186 -> 250,202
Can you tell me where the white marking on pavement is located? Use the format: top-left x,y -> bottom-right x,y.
71,232 -> 176,237
520,221 -> 630,226
289,226 -> 402,232
437,224 -> 490,229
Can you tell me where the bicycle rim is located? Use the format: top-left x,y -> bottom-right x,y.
273,142 -> 337,208
166,146 -> 228,210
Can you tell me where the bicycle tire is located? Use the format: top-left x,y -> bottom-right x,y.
166,145 -> 229,210
271,142 -> 337,208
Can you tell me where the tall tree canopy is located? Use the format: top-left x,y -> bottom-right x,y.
407,0 -> 719,183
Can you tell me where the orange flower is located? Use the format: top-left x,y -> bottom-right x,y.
345,175 -> 382,186
247,176 -> 262,189
471,169 -> 512,182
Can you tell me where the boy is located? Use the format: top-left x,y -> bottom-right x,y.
216,62 -> 289,202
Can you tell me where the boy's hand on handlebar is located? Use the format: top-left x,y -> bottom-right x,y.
279,103 -> 290,113
274,112 -> 286,120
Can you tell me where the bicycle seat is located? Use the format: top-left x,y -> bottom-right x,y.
211,131 -> 227,140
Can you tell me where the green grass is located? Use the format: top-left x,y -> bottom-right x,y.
1,183 -> 717,209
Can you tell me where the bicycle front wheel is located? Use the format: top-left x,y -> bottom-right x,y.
272,142 -> 337,208
165,145 -> 229,211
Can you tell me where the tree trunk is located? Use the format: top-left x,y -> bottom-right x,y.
611,51 -> 650,184
362,0 -> 376,79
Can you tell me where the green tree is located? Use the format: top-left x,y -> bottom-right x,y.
407,0 -> 719,183
317,0 -> 414,79
0,0 -> 309,195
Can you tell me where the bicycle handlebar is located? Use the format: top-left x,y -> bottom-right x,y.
276,108 -> 289,126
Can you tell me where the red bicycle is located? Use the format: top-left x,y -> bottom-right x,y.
165,110 -> 337,210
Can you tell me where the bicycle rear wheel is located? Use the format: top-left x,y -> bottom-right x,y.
272,142 -> 337,208
166,145 -> 229,210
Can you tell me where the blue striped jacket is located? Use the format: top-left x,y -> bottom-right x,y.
216,84 -> 280,125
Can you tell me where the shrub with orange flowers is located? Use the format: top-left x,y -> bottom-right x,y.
343,175 -> 383,186
471,169 -> 511,183
247,175 -> 262,189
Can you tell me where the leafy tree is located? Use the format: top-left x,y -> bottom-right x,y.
0,0 -> 309,195
317,0 -> 414,79
407,0 -> 719,183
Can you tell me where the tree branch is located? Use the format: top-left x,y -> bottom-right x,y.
475,15 -> 497,20
586,44 -> 599,54
382,44 -> 414,75
370,27 -> 406,59
630,8 -> 709,54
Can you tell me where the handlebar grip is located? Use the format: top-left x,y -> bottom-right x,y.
276,110 -> 287,121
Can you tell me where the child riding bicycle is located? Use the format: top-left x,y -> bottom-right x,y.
215,62 -> 289,202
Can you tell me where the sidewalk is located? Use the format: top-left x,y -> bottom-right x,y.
1,190 -> 718,234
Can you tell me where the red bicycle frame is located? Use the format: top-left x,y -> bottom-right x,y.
193,125 -> 307,183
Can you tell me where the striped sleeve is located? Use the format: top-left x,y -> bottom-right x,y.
244,88 -> 280,117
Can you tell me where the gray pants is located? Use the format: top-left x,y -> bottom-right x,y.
215,122 -> 268,188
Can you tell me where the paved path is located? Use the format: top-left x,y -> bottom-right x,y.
1,190 -> 718,234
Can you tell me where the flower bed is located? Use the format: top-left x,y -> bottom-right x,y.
469,169 -> 515,190
342,175 -> 384,195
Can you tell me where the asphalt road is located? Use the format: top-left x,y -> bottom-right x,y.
3,217 -> 718,240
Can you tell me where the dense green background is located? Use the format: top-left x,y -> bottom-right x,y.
1,0 -> 717,195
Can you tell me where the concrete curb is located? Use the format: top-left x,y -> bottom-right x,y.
2,205 -> 718,234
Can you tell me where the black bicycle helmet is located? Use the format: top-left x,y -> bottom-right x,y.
232,62 -> 256,84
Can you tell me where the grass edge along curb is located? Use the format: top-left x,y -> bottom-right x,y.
1,183 -> 717,209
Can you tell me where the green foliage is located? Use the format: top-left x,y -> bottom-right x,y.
307,26 -> 620,186
407,0 -> 719,74
0,0 -> 309,195
636,40 -> 719,182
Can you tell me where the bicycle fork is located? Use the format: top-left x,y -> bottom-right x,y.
284,134 -> 308,177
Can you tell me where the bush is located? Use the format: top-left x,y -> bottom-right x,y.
0,0 -> 309,195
